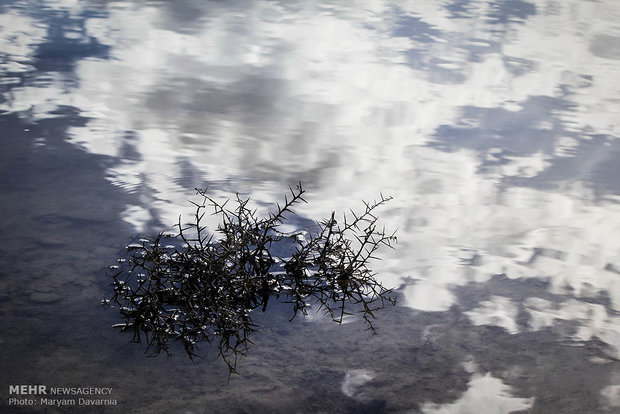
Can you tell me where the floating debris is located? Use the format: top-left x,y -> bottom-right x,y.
105,183 -> 396,377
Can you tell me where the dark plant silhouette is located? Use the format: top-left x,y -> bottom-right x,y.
105,183 -> 396,376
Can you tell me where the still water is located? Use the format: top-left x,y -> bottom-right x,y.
2,0 -> 620,412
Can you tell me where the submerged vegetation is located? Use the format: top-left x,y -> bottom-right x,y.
105,183 -> 396,376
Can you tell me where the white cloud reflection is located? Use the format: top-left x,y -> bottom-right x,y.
421,373 -> 534,414
3,0 -> 620,381
602,384 -> 620,409
0,11 -> 46,75
525,297 -> 620,359
36,0 -> 620,337
465,296 -> 520,334
341,369 -> 374,398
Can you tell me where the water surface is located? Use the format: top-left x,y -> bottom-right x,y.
2,0 -> 620,412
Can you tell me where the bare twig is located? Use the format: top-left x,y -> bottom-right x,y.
105,183 -> 396,377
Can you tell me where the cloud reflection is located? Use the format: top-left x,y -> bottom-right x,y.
2,0 -> 620,407
0,11 -> 46,75
25,0 -> 618,357
421,373 -> 534,414
341,369 -> 375,398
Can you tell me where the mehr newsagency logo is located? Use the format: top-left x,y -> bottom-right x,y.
8,385 -> 117,408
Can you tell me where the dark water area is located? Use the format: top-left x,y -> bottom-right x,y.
2,0 -> 620,412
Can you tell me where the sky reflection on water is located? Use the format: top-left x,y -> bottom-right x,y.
2,0 -> 620,412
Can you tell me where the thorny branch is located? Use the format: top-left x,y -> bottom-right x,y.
104,182 -> 396,377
